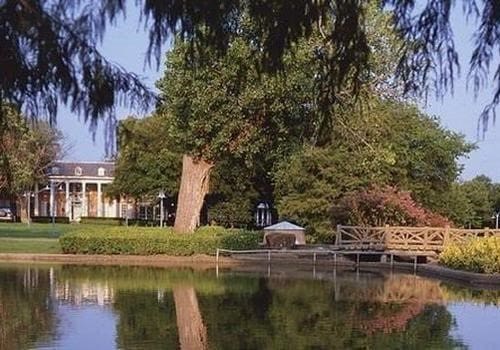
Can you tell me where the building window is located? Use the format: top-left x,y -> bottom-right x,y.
51,166 -> 60,175
98,167 -> 106,176
74,167 -> 82,176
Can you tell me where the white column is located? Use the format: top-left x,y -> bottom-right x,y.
34,183 -> 39,216
82,181 -> 87,216
65,181 -> 70,218
97,182 -> 102,217
49,181 -> 55,217
115,198 -> 120,218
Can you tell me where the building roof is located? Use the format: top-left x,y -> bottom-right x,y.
263,220 -> 304,231
49,161 -> 115,177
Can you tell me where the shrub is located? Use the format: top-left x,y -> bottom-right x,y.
80,217 -> 123,226
440,237 -> 500,274
332,185 -> 452,227
79,217 -> 167,227
31,216 -> 70,224
59,225 -> 262,256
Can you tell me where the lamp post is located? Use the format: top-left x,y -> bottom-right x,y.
493,211 -> 500,229
158,191 -> 166,228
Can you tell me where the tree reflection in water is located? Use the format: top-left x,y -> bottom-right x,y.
0,266 -> 55,350
1,264 -> 498,349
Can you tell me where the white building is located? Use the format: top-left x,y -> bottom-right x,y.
34,161 -> 123,221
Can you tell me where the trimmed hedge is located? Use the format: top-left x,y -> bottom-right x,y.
31,216 -> 70,224
440,237 -> 500,274
79,217 -> 169,227
80,217 -> 123,226
59,225 -> 262,256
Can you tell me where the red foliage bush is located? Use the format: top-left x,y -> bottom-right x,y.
332,185 -> 452,227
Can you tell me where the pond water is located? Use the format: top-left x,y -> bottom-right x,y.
0,263 -> 499,350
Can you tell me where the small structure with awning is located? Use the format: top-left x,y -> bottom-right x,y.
263,220 -> 306,247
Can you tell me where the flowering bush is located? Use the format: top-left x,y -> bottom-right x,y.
440,237 -> 500,274
332,185 -> 451,227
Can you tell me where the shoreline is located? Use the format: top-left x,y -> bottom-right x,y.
0,253 -> 499,287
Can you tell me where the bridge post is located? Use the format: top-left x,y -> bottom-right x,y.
385,224 -> 391,249
443,225 -> 450,246
335,224 -> 341,245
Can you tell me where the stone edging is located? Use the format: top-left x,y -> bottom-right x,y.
416,263 -> 500,287
0,253 -> 230,268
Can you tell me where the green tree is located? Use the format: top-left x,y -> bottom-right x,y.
157,32 -> 316,232
0,106 -> 61,222
274,100 -> 472,239
156,4 -> 409,233
109,115 -> 181,201
436,183 -> 476,228
459,176 -> 495,228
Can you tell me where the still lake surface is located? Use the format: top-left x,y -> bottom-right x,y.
0,262 -> 499,350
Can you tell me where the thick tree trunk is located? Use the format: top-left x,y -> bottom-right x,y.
173,285 -> 208,350
174,155 -> 214,233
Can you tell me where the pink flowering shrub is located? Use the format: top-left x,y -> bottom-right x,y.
332,186 -> 452,227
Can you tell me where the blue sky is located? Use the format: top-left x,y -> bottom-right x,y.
57,5 -> 500,181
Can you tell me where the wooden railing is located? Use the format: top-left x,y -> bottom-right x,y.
335,225 -> 500,252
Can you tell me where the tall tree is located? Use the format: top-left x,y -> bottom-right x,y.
0,106 -> 62,222
274,100 -> 473,238
157,34 -> 316,232
109,115 -> 181,200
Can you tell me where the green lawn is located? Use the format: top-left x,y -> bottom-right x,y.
0,223 -> 80,254
0,222 -> 78,238
0,238 -> 61,253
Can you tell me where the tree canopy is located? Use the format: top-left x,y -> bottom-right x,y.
109,115 -> 181,200
1,0 -> 499,132
0,105 -> 61,196
0,105 -> 62,220
274,100 -> 473,239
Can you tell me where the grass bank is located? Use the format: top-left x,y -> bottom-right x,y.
440,236 -> 500,274
0,238 -> 60,253
0,222 -> 75,253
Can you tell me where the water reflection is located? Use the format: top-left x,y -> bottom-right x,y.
0,263 -> 498,349
0,266 -> 55,350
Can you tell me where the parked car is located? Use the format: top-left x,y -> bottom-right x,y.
0,208 -> 14,222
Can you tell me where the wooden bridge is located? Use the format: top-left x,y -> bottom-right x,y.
335,225 -> 500,253
217,225 -> 500,271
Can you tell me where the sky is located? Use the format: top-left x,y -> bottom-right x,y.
57,4 -> 500,181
